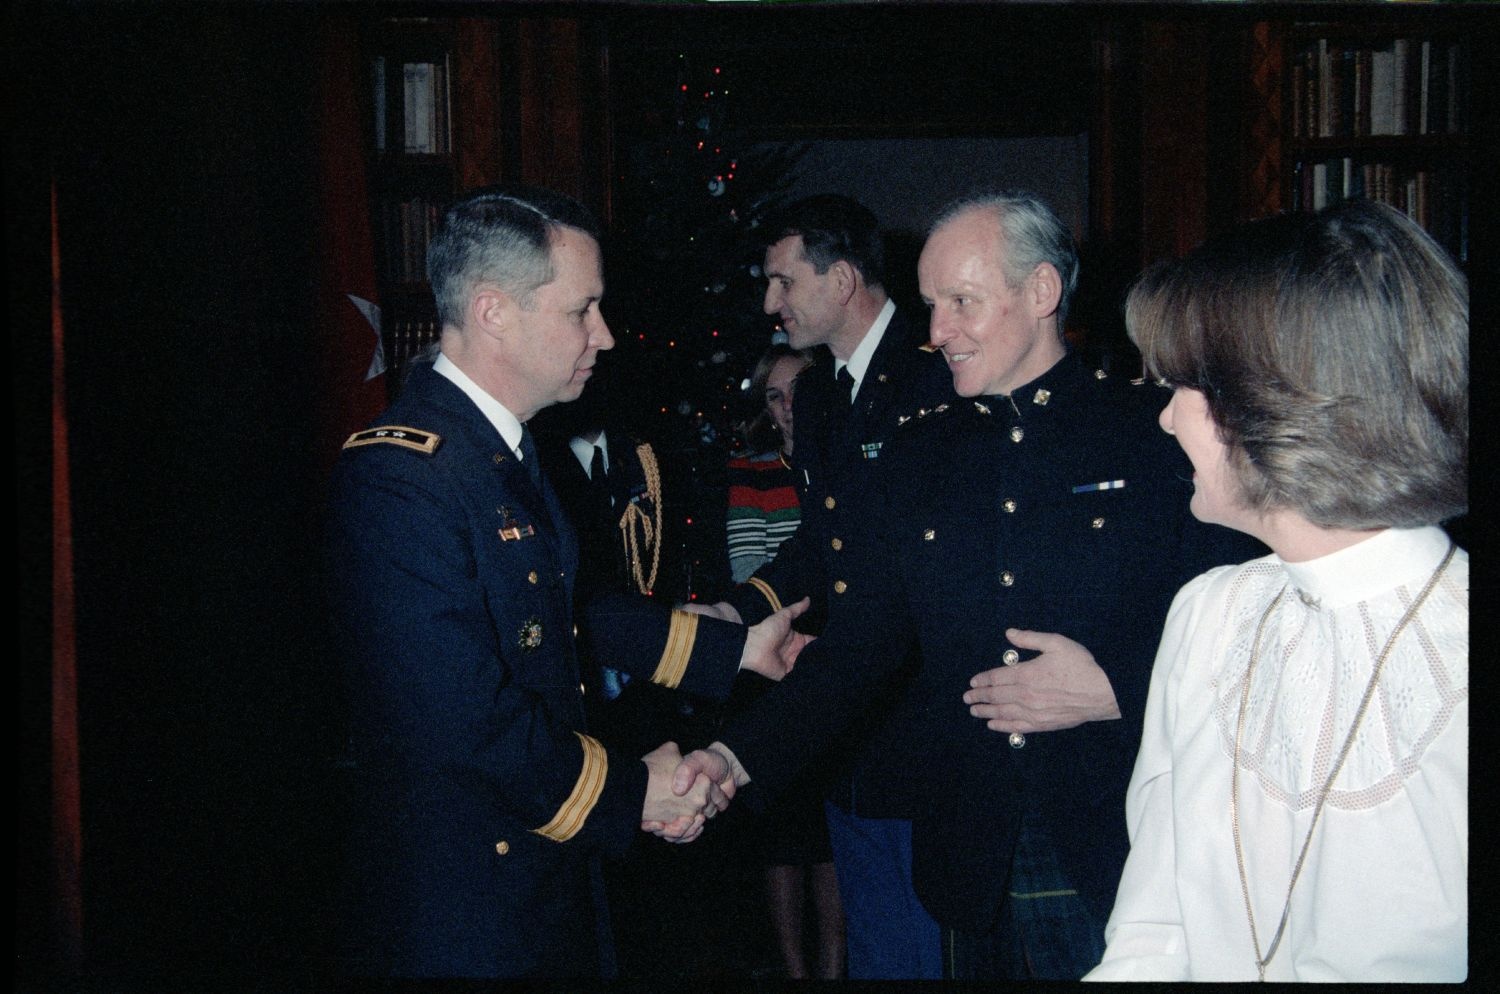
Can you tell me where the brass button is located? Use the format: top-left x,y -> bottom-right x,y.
493,453 -> 508,464
1002,649 -> 1020,666
1095,368 -> 1108,380
833,580 -> 848,594
923,529 -> 935,541
1002,498 -> 1017,514
1091,517 -> 1106,529
1009,732 -> 1026,749
1033,388 -> 1051,406
1000,571 -> 1015,587
830,537 -> 843,551
528,570 -> 539,585
824,496 -> 836,510
1010,427 -> 1024,443
495,840 -> 510,855
878,373 -> 888,383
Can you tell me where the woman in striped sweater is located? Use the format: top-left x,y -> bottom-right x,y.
726,345 -> 812,582
724,344 -> 847,979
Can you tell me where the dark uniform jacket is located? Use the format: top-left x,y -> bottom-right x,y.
536,428 -> 701,758
328,362 -> 747,978
723,306 -> 957,815
720,352 -> 1261,932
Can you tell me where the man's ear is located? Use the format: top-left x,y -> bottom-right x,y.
830,259 -> 858,306
1028,262 -> 1062,321
472,283 -> 516,341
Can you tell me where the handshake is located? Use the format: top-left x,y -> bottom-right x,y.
639,740 -> 751,844
637,595 -> 813,843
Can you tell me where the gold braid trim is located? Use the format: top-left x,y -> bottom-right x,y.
746,576 -> 782,614
618,443 -> 664,595
532,732 -> 608,843
651,610 -> 698,689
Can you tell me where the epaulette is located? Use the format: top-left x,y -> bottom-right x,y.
343,425 -> 442,455
895,401 -> 955,427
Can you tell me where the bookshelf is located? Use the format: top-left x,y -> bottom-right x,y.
1282,23 -> 1468,263
367,18 -> 459,381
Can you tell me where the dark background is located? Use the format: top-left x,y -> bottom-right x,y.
10,2 -> 1494,987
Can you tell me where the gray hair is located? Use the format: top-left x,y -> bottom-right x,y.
426,185 -> 601,330
930,191 -> 1080,331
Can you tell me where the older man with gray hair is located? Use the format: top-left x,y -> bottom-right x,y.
673,191 -> 1258,979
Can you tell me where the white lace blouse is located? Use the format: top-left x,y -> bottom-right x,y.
1086,526 -> 1468,982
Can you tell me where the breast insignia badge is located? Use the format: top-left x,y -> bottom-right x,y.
497,506 -> 536,541
517,618 -> 544,651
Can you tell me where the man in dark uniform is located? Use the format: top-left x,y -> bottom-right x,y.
675,192 -> 1260,979
327,186 -> 807,978
690,194 -> 957,978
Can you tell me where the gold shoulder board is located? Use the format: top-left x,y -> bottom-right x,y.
342,425 -> 442,455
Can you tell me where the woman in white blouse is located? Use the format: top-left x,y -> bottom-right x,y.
1086,199 -> 1467,982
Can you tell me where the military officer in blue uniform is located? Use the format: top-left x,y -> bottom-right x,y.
675,192 -> 1260,980
327,186 -> 806,978
692,194 -> 957,978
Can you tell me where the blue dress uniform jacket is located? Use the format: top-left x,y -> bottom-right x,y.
723,308 -> 957,815
328,363 -> 746,978
720,352 -> 1261,932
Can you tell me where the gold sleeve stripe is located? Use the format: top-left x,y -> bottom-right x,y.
650,609 -> 698,689
531,732 -> 607,843
746,576 -> 782,614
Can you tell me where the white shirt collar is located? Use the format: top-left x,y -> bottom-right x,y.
432,352 -> 526,458
834,297 -> 896,402
568,433 -> 609,477
1276,526 -> 1454,609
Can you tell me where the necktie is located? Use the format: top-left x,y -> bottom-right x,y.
589,444 -> 611,508
836,367 -> 856,407
518,426 -> 544,489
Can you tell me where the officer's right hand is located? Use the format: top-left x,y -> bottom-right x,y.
739,597 -> 811,679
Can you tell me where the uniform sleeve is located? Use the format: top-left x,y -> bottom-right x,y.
723,525 -> 819,625
717,480 -> 914,801
330,450 -> 646,857
1086,572 -> 1219,981
579,593 -> 746,701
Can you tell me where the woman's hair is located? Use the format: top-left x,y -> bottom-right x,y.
1126,199 -> 1467,529
743,344 -> 813,454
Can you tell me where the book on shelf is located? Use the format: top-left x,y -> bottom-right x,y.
1370,45 -> 1395,136
383,196 -> 442,285
373,56 -> 387,151
1292,35 -> 1462,140
401,58 -> 451,155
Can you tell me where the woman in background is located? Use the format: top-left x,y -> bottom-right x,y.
726,345 -> 812,584
1086,199 -> 1467,981
725,344 -> 846,980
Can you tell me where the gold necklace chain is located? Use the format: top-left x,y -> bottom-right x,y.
1231,541 -> 1456,982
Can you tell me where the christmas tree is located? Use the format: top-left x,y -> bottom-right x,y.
593,52 -> 803,601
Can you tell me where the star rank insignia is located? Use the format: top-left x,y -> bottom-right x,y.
517,617 -> 544,651
342,425 -> 441,454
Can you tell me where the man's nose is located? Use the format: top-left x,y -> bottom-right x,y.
928,312 -> 953,347
591,312 -> 615,351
